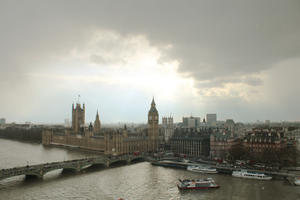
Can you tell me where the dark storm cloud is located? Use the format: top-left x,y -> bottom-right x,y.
1,0 -> 300,81
0,0 -> 300,122
243,77 -> 263,87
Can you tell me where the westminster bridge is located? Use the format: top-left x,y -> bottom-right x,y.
0,154 -> 146,181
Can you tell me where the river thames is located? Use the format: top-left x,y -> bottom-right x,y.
0,138 -> 299,200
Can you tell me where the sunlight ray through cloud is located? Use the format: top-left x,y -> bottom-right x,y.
30,30 -> 197,102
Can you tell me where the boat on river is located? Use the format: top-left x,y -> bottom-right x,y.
177,178 -> 220,190
187,165 -> 218,174
232,170 -> 272,180
294,177 -> 300,185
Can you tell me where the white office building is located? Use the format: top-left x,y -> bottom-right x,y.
162,117 -> 174,142
0,118 -> 6,125
182,116 -> 201,128
206,114 -> 217,126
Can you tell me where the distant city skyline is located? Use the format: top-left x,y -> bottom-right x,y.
2,101 -> 299,125
1,0 -> 300,123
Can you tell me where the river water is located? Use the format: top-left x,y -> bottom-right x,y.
0,138 -> 299,200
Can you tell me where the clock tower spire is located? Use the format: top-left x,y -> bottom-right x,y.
148,97 -> 159,151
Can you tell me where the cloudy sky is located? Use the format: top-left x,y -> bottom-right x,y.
1,0 -> 300,124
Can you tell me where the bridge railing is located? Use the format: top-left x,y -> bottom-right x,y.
0,154 -> 146,180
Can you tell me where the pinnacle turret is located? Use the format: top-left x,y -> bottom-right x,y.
151,97 -> 155,106
94,110 -> 101,133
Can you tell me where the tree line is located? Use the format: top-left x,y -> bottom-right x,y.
0,127 -> 43,142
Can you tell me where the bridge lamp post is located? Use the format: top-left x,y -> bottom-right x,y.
112,148 -> 116,156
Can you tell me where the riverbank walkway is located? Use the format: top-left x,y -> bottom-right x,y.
151,159 -> 299,179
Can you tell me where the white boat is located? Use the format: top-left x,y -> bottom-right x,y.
187,165 -> 218,174
294,177 -> 300,186
182,159 -> 190,163
177,177 -> 220,190
232,170 -> 272,180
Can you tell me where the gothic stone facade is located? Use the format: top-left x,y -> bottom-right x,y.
72,103 -> 85,132
42,99 -> 160,155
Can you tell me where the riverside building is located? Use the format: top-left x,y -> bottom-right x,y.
242,127 -> 287,153
42,98 -> 161,155
169,127 -> 211,157
210,129 -> 239,160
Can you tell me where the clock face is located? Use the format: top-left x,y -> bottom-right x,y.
149,116 -> 152,120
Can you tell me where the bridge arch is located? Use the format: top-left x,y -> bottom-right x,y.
89,163 -> 107,168
130,157 -> 144,163
109,159 -> 129,167
24,173 -> 43,179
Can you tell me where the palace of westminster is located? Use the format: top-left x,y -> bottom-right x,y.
40,97 -> 295,159
42,98 -> 161,155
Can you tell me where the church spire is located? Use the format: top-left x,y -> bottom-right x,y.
94,110 -> 101,133
151,97 -> 156,106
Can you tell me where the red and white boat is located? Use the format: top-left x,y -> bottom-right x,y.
177,178 -> 220,190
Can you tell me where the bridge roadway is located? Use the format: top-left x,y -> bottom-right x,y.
0,154 -> 145,181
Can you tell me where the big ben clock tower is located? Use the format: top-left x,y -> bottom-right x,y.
148,98 -> 159,152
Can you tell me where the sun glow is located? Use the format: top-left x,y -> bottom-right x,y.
30,29 -> 197,102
